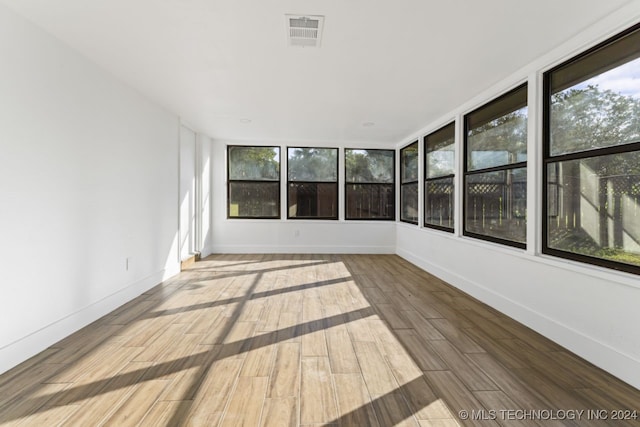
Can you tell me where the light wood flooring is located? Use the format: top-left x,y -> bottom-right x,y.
1,254 -> 639,426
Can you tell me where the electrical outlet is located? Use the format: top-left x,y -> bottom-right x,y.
294,229 -> 300,237
125,257 -> 130,271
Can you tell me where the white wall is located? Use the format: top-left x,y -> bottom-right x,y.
0,5 -> 181,374
179,125 -> 196,260
179,127 -> 213,259
198,133 -> 214,257
211,140 -> 396,253
395,4 -> 640,389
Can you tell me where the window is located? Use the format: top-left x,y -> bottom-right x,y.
228,146 -> 280,218
345,149 -> 395,220
287,147 -> 338,219
543,23 -> 640,274
400,142 -> 419,224
464,84 -> 528,247
425,123 -> 455,232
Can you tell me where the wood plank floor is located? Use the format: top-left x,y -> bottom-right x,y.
1,254 -> 639,426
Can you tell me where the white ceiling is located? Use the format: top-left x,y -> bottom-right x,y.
0,0 -> 634,145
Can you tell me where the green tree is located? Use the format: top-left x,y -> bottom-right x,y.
345,150 -> 393,183
467,108 -> 527,169
401,144 -> 419,182
551,85 -> 640,176
229,147 -> 279,180
287,148 -> 337,181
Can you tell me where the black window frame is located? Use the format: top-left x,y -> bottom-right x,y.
542,22 -> 640,275
400,141 -> 419,225
287,146 -> 339,220
424,122 -> 456,233
227,145 -> 281,219
344,148 -> 396,221
463,83 -> 528,249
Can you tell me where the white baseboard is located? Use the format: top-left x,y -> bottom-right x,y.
200,245 -> 214,259
211,244 -> 396,254
396,247 -> 640,390
0,266 -> 178,376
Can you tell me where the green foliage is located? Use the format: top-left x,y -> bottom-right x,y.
287,148 -> 338,181
345,150 -> 394,183
550,228 -> 640,267
401,143 -> 419,182
550,85 -> 640,156
551,85 -> 640,177
467,107 -> 527,170
598,248 -> 640,266
229,147 -> 279,180
426,138 -> 455,178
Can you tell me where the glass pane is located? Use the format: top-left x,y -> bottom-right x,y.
546,152 -> 640,267
549,56 -> 640,156
288,183 -> 337,218
228,146 -> 280,181
425,177 -> 454,230
465,168 -> 527,243
466,86 -> 527,171
288,148 -> 338,182
425,123 -> 455,178
401,142 -> 419,183
345,149 -> 394,183
401,182 -> 419,223
346,184 -> 394,220
229,182 -> 279,218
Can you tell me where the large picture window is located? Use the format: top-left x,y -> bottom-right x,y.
543,23 -> 640,274
464,84 -> 527,248
228,146 -> 280,218
400,142 -> 419,224
345,149 -> 395,220
287,147 -> 338,219
425,123 -> 455,232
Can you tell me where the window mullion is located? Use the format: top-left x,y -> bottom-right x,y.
528,70 -> 542,256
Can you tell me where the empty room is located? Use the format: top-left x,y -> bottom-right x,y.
1,0 -> 640,426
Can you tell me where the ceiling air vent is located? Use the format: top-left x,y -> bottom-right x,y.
286,14 -> 324,47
